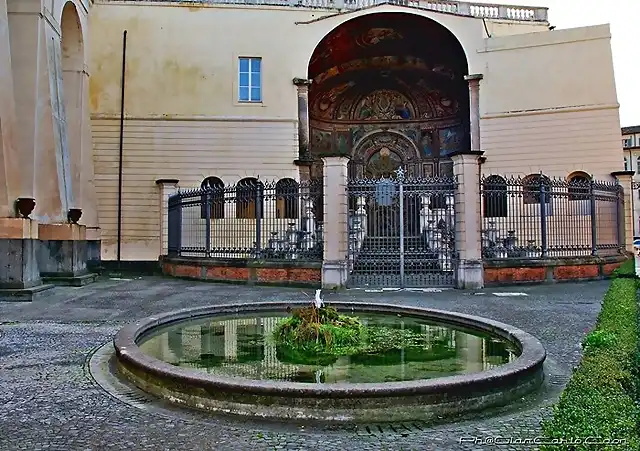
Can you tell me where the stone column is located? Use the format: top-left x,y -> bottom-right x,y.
38,222 -> 97,286
464,74 -> 483,153
452,151 -> 484,289
0,216 -> 55,301
321,156 -> 349,289
8,2 -> 72,221
0,0 -> 22,218
156,179 -> 180,256
293,78 -> 313,181
611,171 -> 634,253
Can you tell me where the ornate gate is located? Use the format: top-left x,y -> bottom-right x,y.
347,167 -> 457,288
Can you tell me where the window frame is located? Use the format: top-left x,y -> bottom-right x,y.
238,57 -> 262,103
482,175 -> 508,218
200,176 -> 226,219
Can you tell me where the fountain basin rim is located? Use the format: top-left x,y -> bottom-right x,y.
114,301 -> 546,397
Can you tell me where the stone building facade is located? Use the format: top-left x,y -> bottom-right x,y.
0,0 -> 629,297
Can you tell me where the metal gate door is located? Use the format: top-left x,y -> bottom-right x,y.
346,168 -> 457,288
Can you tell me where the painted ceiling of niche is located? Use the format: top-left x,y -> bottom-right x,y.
308,13 -> 470,122
308,13 -> 469,82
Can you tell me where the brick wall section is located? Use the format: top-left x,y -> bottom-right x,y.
174,264 -> 201,279
206,266 -> 249,281
553,265 -> 599,281
485,267 -> 546,284
484,256 -> 629,286
256,268 -> 321,283
602,262 -> 624,276
161,257 -> 321,287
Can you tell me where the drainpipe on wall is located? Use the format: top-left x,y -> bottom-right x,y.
117,30 -> 128,268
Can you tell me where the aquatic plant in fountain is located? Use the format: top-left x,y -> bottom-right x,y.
273,290 -> 365,364
273,290 -> 455,366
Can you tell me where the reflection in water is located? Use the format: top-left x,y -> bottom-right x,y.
141,313 -> 519,384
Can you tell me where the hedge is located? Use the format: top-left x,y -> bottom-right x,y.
540,276 -> 639,450
611,259 -> 636,279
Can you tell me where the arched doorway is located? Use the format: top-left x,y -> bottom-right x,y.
307,13 -> 467,287
61,1 -> 85,213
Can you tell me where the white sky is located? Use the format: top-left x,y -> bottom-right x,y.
474,0 -> 639,126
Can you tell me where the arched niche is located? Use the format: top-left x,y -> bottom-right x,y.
307,12 -> 470,179
60,1 -> 85,213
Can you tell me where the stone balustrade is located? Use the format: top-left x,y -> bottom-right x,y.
102,0 -> 549,23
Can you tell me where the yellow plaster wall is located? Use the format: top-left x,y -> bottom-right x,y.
479,24 -> 622,180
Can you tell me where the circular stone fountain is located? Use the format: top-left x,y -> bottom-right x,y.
113,302 -> 545,423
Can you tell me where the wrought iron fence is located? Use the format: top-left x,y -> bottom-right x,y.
480,175 -> 623,259
167,178 -> 323,261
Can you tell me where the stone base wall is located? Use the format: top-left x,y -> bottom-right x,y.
160,257 -> 321,287
0,239 -> 42,289
484,255 -> 628,285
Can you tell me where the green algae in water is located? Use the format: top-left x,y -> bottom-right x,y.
138,312 -> 520,384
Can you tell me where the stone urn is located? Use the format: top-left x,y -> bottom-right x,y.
15,197 -> 36,219
67,208 -> 83,224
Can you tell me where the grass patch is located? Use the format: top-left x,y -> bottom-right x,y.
540,277 -> 640,450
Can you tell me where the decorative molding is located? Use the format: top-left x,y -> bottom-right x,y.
481,103 -> 620,120
90,114 -> 297,123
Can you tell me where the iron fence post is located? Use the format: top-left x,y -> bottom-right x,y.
399,177 -> 405,288
177,197 -> 182,256
616,183 -> 623,251
539,180 -> 548,257
204,190 -> 211,257
255,183 -> 263,257
590,180 -> 597,256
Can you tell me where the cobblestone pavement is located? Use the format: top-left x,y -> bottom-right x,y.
0,277 -> 609,451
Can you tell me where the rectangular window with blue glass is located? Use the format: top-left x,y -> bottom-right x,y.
238,57 -> 262,102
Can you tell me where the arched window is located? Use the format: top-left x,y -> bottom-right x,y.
200,176 -> 225,219
483,175 -> 508,218
275,178 -> 299,219
236,177 -> 263,219
522,174 -> 551,205
567,172 -> 591,201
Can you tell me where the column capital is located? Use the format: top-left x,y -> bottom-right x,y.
611,171 -> 635,180
450,150 -> 485,163
464,74 -> 484,82
293,78 -> 312,87
321,155 -> 351,166
155,178 -> 180,186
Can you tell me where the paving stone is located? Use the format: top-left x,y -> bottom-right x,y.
0,277 -> 608,450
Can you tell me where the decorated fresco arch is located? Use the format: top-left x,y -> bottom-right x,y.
307,12 -> 470,181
